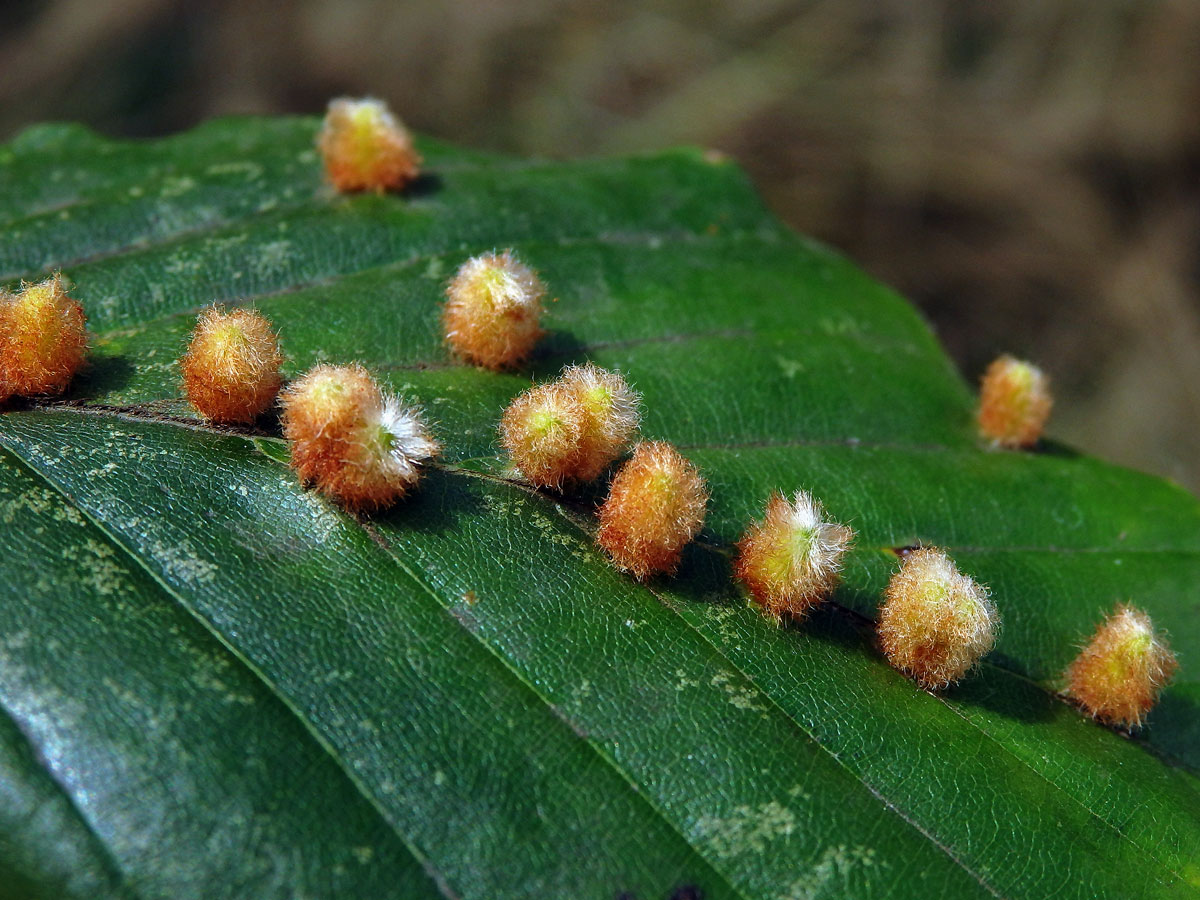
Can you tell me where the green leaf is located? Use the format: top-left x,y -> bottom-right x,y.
1,116 -> 1198,899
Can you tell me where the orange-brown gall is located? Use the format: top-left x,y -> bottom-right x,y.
180,306 -> 283,423
499,363 -> 639,487
499,381 -> 583,488
735,490 -> 854,623
281,364 -> 438,511
317,97 -> 421,193
596,441 -> 708,580
443,250 -> 545,370
560,363 -> 640,482
878,548 -> 998,690
1065,605 -> 1177,728
0,274 -> 88,402
977,354 -> 1052,448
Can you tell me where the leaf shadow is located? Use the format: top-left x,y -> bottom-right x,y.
1138,690 -> 1200,772
942,667 -> 1058,724
665,541 -> 1063,725
529,329 -> 590,377
365,466 -> 485,536
403,172 -> 444,199
66,351 -> 138,399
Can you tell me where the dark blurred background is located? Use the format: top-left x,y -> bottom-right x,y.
2,0 -> 1198,492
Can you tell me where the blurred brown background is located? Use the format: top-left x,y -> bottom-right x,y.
2,0 -> 1198,493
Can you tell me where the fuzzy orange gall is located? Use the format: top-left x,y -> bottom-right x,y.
559,362 -> 640,481
1065,605 -> 1177,728
0,292 -> 14,403
0,274 -> 88,401
735,490 -> 854,623
878,547 -> 998,689
180,306 -> 283,423
499,380 -> 584,488
443,250 -> 546,369
977,354 -> 1052,448
596,441 -> 708,579
317,97 -> 421,193
499,363 -> 639,487
281,364 -> 439,510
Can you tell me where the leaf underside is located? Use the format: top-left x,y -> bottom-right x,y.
0,118 -> 1198,900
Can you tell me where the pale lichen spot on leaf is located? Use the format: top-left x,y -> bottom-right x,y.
779,845 -> 878,900
423,256 -> 447,280
60,538 -> 126,598
776,356 -> 805,379
180,643 -> 256,706
165,253 -> 204,277
253,240 -> 294,279
695,800 -> 798,860
205,161 -> 265,180
0,484 -> 54,522
149,538 -> 218,586
159,175 -> 197,198
711,670 -> 768,715
786,783 -> 811,802
569,678 -> 593,710
481,493 -> 522,519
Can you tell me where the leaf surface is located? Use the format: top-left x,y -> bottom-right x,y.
1,117 -> 1198,899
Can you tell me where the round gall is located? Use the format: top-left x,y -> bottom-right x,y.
1065,605 -> 1177,728
180,306 -> 283,423
443,250 -> 546,370
317,97 -> 421,193
735,490 -> 854,623
597,441 -> 708,579
0,274 -> 88,402
977,355 -> 1052,449
878,548 -> 998,689
281,364 -> 438,511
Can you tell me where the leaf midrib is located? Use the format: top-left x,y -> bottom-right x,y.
0,447 -> 457,900
5,409 -> 983,900
458,445 -> 1196,888
17,405 -> 1197,897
